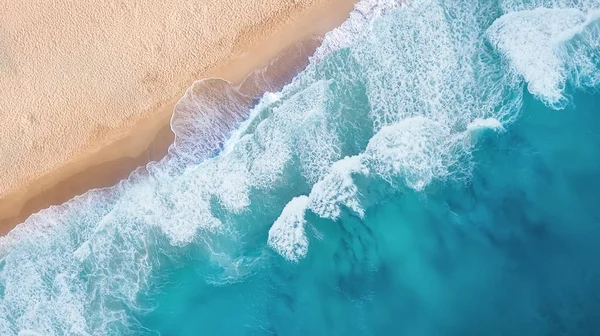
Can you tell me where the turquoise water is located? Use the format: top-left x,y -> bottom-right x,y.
2,0 -> 600,335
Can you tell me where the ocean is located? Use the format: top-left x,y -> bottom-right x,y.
2,0 -> 600,335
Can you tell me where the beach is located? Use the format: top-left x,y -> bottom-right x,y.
0,0 -> 357,234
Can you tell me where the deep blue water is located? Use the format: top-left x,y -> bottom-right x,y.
1,0 -> 600,335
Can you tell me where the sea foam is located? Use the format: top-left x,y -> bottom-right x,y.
487,8 -> 587,108
268,196 -> 310,262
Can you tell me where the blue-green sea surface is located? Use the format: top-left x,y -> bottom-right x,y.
1,0 -> 600,335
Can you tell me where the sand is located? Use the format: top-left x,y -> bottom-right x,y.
0,0 -> 357,234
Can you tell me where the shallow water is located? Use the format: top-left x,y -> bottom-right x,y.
2,0 -> 600,335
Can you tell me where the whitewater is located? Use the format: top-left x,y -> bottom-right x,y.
2,0 -> 600,334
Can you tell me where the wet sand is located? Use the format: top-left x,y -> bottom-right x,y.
0,0 -> 357,234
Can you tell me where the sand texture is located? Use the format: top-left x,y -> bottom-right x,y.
0,0 -> 357,231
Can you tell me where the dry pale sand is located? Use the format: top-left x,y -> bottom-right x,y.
0,0 -> 357,234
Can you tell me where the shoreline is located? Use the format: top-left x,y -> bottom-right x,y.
0,0 -> 357,235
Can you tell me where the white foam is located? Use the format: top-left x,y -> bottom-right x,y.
348,0 -> 515,132
290,82 -> 342,183
308,156 -> 367,220
312,0 -> 403,62
222,91 -> 282,155
305,116 -> 462,222
17,331 -> 43,336
364,117 -> 453,191
72,241 -> 91,262
467,118 -> 505,133
500,0 -> 600,13
557,10 -> 600,89
268,196 -> 310,262
486,8 -> 587,108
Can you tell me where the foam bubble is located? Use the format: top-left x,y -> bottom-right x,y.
312,0 -> 403,62
308,155 -> 367,220
268,196 -> 310,262
364,117 -> 454,191
500,0 -> 600,13
558,10 -> 600,89
306,116 -> 464,222
467,118 -> 505,133
17,331 -> 43,336
170,39 -> 321,164
487,7 -> 587,108
348,0 -> 517,133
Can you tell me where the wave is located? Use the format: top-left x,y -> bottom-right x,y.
486,7 -> 599,108
268,196 -> 310,262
